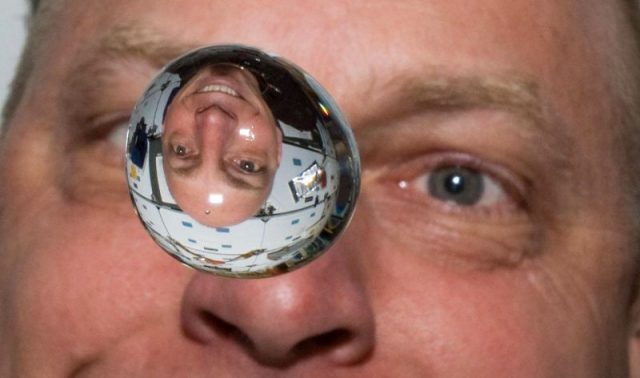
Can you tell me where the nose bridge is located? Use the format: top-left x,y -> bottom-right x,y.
180,245 -> 375,366
195,108 -> 236,155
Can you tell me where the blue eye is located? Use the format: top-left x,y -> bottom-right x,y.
398,159 -> 514,211
428,166 -> 484,206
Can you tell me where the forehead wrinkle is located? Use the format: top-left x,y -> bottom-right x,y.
96,23 -> 199,68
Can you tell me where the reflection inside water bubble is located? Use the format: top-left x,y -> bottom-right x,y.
125,45 -> 359,278
162,63 -> 281,228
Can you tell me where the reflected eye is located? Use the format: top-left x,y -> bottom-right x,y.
173,144 -> 189,157
236,159 -> 261,173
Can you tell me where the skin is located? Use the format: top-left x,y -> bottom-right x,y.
0,0 -> 639,376
162,64 -> 281,227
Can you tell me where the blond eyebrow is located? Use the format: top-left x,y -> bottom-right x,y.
357,72 -> 573,173
354,70 -> 557,143
410,74 -> 572,159
96,23 -> 199,67
406,74 -> 543,123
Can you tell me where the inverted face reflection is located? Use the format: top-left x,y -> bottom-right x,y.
125,46 -> 356,277
3,1 -> 640,376
162,64 -> 282,227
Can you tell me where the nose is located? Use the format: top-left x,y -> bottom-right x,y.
180,247 -> 375,367
195,103 -> 235,132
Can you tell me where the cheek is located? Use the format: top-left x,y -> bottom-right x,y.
244,118 -> 279,153
222,189 -> 267,215
167,175 -> 198,204
345,192 -> 617,376
1,200 -> 191,361
164,106 -> 197,141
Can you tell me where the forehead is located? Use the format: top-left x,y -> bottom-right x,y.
36,0 -> 622,117
22,1 -> 628,201
25,0 -> 629,166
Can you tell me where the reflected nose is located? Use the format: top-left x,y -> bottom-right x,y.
195,105 -> 236,151
180,248 -> 375,367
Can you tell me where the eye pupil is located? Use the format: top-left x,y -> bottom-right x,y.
174,145 -> 187,156
429,166 -> 484,206
444,174 -> 465,194
240,160 -> 256,172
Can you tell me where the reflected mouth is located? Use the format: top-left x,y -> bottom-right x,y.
197,84 -> 240,98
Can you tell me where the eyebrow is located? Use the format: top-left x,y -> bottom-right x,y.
96,23 -> 199,68
360,71 -> 548,131
407,74 -> 543,122
357,72 -> 573,172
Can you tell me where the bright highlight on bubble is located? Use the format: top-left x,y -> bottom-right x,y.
208,193 -> 224,205
125,45 -> 360,278
238,128 -> 256,141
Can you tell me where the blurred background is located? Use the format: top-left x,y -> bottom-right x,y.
1,0 -> 28,111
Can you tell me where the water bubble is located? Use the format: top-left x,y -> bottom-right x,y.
125,45 -> 360,278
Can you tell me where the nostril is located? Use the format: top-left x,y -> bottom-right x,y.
198,311 -> 253,350
181,270 -> 375,367
292,329 -> 353,359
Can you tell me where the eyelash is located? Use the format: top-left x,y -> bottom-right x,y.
171,143 -> 194,158
228,158 -> 266,175
383,152 -> 529,217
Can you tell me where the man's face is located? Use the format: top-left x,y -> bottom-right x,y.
0,0 -> 638,376
162,64 -> 281,227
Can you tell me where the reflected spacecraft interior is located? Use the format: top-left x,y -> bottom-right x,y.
125,45 -> 360,278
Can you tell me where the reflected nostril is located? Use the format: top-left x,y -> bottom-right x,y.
292,329 -> 353,358
198,310 -> 253,349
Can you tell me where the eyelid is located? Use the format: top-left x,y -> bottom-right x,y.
167,152 -> 200,172
75,110 -> 133,157
385,151 -> 530,213
166,137 -> 198,157
231,158 -> 266,175
224,159 -> 268,190
82,110 -> 132,137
